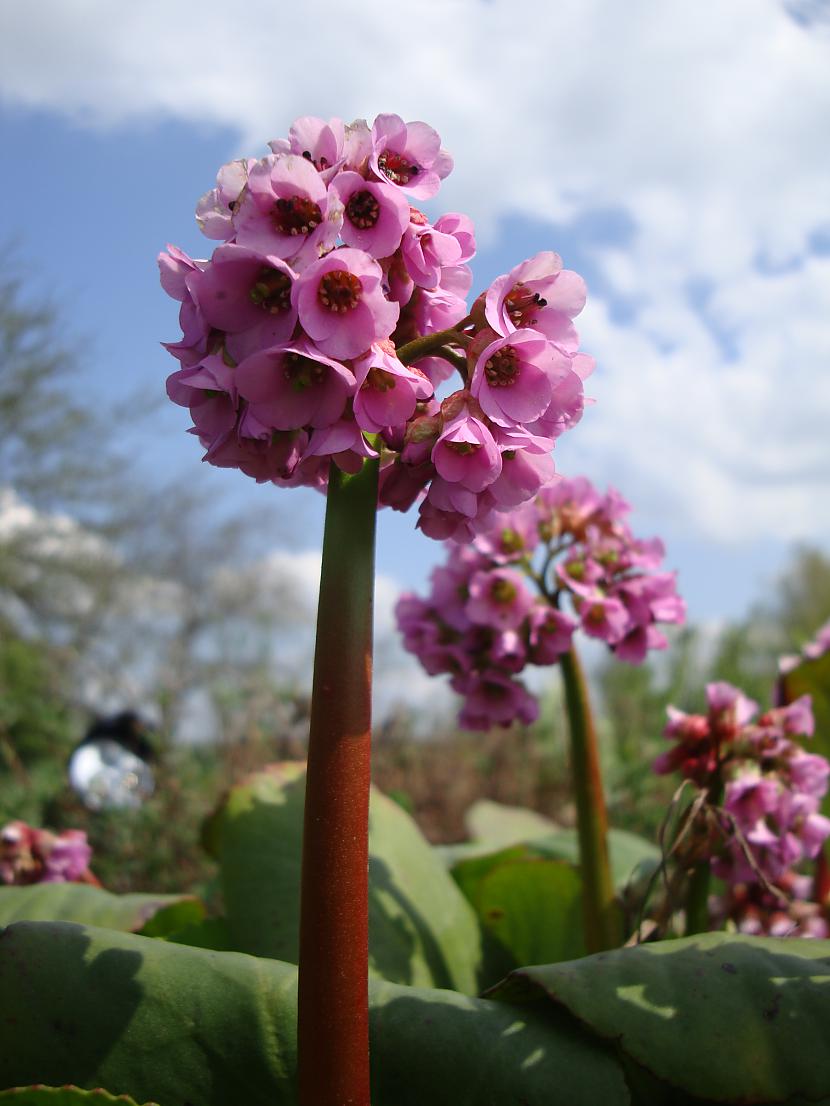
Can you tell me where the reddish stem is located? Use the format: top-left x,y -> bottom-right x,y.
297,459 -> 379,1106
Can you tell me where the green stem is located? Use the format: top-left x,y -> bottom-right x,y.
559,644 -> 619,952
297,458 -> 379,1106
397,326 -> 469,366
685,861 -> 711,935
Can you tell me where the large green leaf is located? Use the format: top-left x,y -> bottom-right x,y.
532,828 -> 660,893
464,798 -> 559,846
0,921 -> 627,1106
208,763 -> 483,992
0,1088 -> 156,1105
0,884 -> 203,937
457,799 -> 659,890
491,931 -> 830,1104
466,854 -> 586,972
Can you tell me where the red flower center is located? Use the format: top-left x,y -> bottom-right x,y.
318,270 -> 362,313
503,282 -> 547,326
272,195 -> 323,237
484,346 -> 520,388
366,367 -> 395,392
284,352 -> 325,391
378,150 -> 420,185
446,441 -> 478,456
346,190 -> 380,230
249,268 -> 292,314
490,578 -> 517,604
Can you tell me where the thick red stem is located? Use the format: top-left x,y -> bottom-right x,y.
297,459 -> 378,1106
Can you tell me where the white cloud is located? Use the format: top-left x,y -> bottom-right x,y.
1,0 -> 828,546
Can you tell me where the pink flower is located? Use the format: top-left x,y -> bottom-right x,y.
432,409 -> 502,493
527,605 -> 577,663
433,213 -> 476,263
352,342 -> 432,434
1,821 -> 93,885
455,672 -> 539,730
706,682 -> 759,737
234,154 -> 341,268
487,438 -> 557,509
235,338 -> 354,431
408,265 -> 474,334
470,329 -> 559,428
400,209 -> 464,288
575,591 -> 630,644
378,458 -> 433,512
370,114 -> 453,200
466,568 -> 534,630
330,172 -> 410,258
269,115 -> 346,181
485,251 -> 587,353
304,416 -> 378,474
191,244 -> 297,344
196,158 -> 252,240
292,248 -> 399,360
473,503 -> 541,562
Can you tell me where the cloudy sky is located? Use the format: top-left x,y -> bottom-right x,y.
1,0 -> 829,661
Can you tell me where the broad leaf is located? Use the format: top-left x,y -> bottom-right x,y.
0,921 -> 627,1106
0,884 -> 203,936
208,763 -> 483,992
532,827 -> 660,892
0,1087 -> 156,1105
468,855 -> 586,971
491,931 -> 830,1104
456,799 -> 659,890
163,916 -> 231,951
464,798 -> 559,847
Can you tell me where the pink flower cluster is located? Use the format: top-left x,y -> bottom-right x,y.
397,475 -> 685,729
0,820 -> 94,885
160,114 -> 592,536
779,617 -> 830,674
654,683 -> 830,891
713,873 -> 829,939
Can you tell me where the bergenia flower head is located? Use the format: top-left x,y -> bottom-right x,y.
396,474 -> 685,730
160,113 -> 593,528
655,681 -> 830,932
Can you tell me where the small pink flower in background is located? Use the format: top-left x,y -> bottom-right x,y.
655,680 -> 830,936
780,618 -> 830,674
1,821 -> 95,886
397,473 -> 685,730
466,568 -> 535,631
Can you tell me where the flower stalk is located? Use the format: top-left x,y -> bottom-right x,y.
297,457 -> 379,1106
559,644 -> 619,952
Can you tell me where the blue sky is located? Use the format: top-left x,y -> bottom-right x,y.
1,0 -> 829,647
